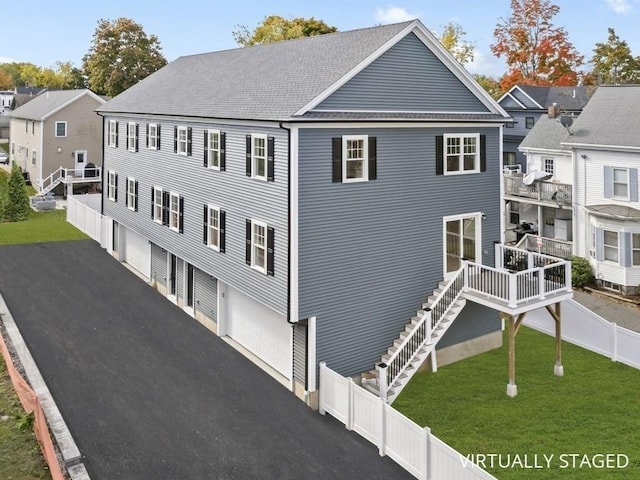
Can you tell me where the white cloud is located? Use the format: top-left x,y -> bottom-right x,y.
0,56 -> 15,64
374,5 -> 419,24
465,50 -> 505,78
605,0 -> 632,14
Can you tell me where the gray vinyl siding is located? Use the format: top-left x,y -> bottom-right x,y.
102,116 -> 289,316
176,258 -> 184,302
436,301 -> 501,349
315,33 -> 489,113
298,126 -> 502,377
195,268 -> 217,321
151,243 -> 167,287
293,323 -> 307,385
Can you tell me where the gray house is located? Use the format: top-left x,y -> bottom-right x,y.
97,20 -> 571,405
498,85 -> 594,171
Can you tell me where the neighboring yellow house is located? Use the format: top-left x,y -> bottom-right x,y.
8,89 -> 106,193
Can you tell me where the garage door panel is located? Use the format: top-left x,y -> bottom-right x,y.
226,286 -> 290,379
123,228 -> 150,278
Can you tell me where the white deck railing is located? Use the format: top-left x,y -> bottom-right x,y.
504,174 -> 572,205
40,166 -> 102,193
516,233 -> 573,260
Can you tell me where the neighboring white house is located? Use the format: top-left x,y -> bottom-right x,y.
509,86 -> 640,295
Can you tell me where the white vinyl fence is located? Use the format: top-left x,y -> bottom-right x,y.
66,195 -> 108,247
319,363 -> 497,480
523,299 -> 640,369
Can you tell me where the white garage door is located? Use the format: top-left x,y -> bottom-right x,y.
226,286 -> 291,379
122,228 -> 150,279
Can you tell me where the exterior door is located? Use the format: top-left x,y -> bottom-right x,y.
444,213 -> 481,277
169,254 -> 177,298
185,263 -> 195,310
74,150 -> 87,176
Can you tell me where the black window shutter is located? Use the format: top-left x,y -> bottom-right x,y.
115,122 -> 119,147
146,123 -> 149,148
203,205 -> 208,245
480,135 -> 487,172
368,137 -> 377,180
220,211 -> 226,253
179,196 -> 184,233
126,127 -> 129,150
203,130 -> 209,167
332,138 -> 342,183
267,226 -> 275,276
151,187 -> 155,218
134,181 -> 139,211
245,135 -> 252,176
162,191 -> 169,226
245,220 -> 252,264
435,135 -> 444,175
125,177 -> 129,208
114,174 -> 118,202
173,126 -> 178,153
220,133 -> 226,171
157,125 -> 161,150
267,136 -> 275,181
187,127 -> 193,156
135,124 -> 139,152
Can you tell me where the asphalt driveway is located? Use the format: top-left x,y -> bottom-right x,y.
0,240 -> 409,480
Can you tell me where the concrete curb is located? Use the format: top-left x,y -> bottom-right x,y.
0,294 -> 90,480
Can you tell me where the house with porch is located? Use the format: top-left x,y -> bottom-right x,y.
97,20 -> 572,405
8,89 -> 105,193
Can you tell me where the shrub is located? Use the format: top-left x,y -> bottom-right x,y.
3,163 -> 30,222
570,256 -> 594,288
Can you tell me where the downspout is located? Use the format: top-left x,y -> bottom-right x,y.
98,113 -> 105,215
280,121 -> 294,325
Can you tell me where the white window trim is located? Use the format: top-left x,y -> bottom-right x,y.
127,122 -> 137,152
251,134 -> 268,180
126,177 -> 136,211
55,121 -> 67,138
108,120 -> 117,147
169,192 -> 180,232
207,129 -> 221,170
148,123 -> 158,150
632,233 -> 640,267
442,212 -> 483,277
207,204 -> 221,251
153,187 -> 163,223
342,134 -> 368,183
603,229 -> 619,263
443,133 -> 480,176
543,158 -> 554,177
176,126 -> 188,156
107,171 -> 117,202
251,220 -> 268,273
612,167 -> 630,201
31,150 -> 37,166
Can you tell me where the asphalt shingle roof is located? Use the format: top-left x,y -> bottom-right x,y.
563,85 -> 640,148
519,114 -> 573,151
501,85 -> 595,111
8,89 -> 99,120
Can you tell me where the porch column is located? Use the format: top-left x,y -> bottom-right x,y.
507,314 -> 517,397
545,303 -> 564,376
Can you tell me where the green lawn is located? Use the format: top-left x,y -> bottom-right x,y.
394,326 -> 640,479
0,357 -> 50,479
0,209 -> 87,245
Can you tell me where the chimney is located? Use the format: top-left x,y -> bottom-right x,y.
548,103 -> 560,119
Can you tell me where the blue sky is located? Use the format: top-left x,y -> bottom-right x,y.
2,0 -> 640,78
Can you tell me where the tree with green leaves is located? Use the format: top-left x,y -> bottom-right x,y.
2,164 -> 30,222
590,28 -> 639,84
491,0 -> 583,91
233,15 -> 337,46
473,74 -> 502,99
82,17 -> 167,96
438,22 -> 475,65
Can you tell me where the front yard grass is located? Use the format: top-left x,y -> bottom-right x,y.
394,326 -> 640,479
0,209 -> 87,245
0,356 -> 50,479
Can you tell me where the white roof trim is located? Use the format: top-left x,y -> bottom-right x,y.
561,141 -> 640,153
501,92 -> 527,109
42,90 -> 106,121
294,20 -> 509,118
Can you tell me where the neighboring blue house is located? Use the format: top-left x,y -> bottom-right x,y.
498,85 -> 594,171
97,20 -> 571,405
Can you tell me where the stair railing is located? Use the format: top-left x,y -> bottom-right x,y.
40,167 -> 65,193
378,264 -> 467,402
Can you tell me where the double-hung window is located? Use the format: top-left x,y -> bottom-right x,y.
444,134 -> 480,174
603,230 -> 619,262
55,121 -> 67,137
169,193 -> 180,231
205,129 -> 222,170
127,122 -> 138,152
246,134 -> 274,180
147,123 -> 160,150
245,220 -> 274,275
175,126 -> 191,156
204,205 -> 225,252
107,171 -> 118,202
152,187 -> 163,223
108,120 -> 118,147
31,150 -> 36,166
126,177 -> 138,211
544,158 -> 554,176
343,135 -> 368,182
613,168 -> 629,199
633,234 -> 640,266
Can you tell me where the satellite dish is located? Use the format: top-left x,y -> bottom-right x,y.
559,115 -> 573,128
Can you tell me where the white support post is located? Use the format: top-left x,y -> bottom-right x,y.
462,260 -> 469,290
377,363 -> 388,403
527,250 -> 534,270
508,273 -> 518,308
318,362 -> 326,415
423,426 -> 431,480
424,309 -> 433,346
378,399 -> 386,457
307,317 -> 317,392
431,351 -> 438,373
565,261 -> 572,291
346,377 -> 354,431
495,243 -> 503,270
538,267 -> 546,299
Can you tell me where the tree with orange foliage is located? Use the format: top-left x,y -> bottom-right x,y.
491,0 -> 583,92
